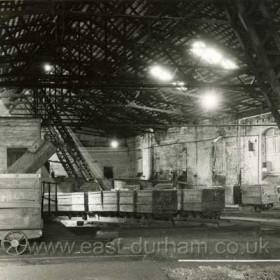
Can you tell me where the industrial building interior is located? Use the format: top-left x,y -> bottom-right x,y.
2,0 -> 280,279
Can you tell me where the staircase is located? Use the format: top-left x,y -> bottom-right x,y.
44,123 -> 95,181
37,93 -> 96,180
44,126 -> 85,178
18,89 -> 111,189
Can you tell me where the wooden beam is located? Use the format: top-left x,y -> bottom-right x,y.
225,1 -> 280,128
7,139 -> 56,174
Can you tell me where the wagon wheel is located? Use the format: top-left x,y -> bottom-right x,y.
1,231 -> 28,255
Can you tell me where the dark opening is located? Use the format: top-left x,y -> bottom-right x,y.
248,140 -> 256,151
104,166 -> 114,179
7,148 -> 27,168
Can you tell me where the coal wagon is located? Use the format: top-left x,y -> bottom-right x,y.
0,174 -> 42,255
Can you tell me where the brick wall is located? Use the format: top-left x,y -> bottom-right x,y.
0,118 -> 41,173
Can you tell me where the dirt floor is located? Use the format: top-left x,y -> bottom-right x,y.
1,219 -> 280,279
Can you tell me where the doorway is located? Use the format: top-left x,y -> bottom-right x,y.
104,166 -> 114,179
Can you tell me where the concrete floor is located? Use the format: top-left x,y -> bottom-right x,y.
0,261 -> 167,280
1,220 -> 280,279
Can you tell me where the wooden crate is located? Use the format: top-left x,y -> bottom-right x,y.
119,191 -> 135,212
103,191 -> 118,204
88,204 -> 103,212
87,191 -> 119,212
43,205 -> 85,212
43,192 -> 85,212
136,190 -> 152,213
88,191 -> 103,212
136,190 -> 177,214
45,193 -> 84,204
241,185 -> 276,205
88,191 -> 102,204
103,191 -> 118,212
103,204 -> 118,212
178,188 -> 225,212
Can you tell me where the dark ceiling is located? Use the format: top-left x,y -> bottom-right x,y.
0,0 -> 280,138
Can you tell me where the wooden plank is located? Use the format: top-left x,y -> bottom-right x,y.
88,199 -> 102,205
119,191 -> 134,197
136,196 -> 153,204
103,191 -> 118,204
119,196 -> 134,204
103,197 -> 118,204
0,175 -> 41,215
44,192 -> 84,205
0,208 -> 41,230
136,205 -> 153,213
88,204 -> 103,212
0,174 -> 41,178
119,191 -> 135,212
103,191 -> 118,196
119,191 -> 135,204
43,192 -> 85,212
88,192 -> 102,197
182,189 -> 202,203
43,205 -> 85,212
0,189 -> 40,208
182,203 -> 203,211
0,174 -> 40,189
136,190 -> 153,197
125,185 -> 140,191
119,205 -> 134,212
0,203 -> 41,209
88,191 -> 102,205
135,190 -> 153,211
102,205 -> 118,212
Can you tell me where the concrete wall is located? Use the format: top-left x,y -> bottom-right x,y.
49,113 -> 280,205
0,118 -> 41,173
86,147 -> 130,178
124,113 -> 280,204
